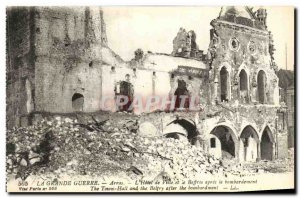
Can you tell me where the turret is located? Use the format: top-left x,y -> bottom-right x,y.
256,8 -> 267,29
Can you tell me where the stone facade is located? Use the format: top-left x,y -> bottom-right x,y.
277,69 -> 294,148
203,6 -> 281,161
6,6 -> 287,163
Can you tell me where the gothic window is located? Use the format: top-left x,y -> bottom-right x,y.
239,69 -> 248,102
257,70 -> 267,104
220,67 -> 229,102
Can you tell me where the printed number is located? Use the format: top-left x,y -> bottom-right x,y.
49,187 -> 57,190
18,181 -> 28,186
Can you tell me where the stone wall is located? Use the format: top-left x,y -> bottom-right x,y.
6,7 -> 36,128
34,7 -> 107,113
278,133 -> 288,159
6,7 -> 115,128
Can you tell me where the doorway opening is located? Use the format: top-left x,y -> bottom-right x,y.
174,80 -> 190,109
72,93 -> 84,111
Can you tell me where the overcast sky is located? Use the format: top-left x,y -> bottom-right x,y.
103,6 -> 294,70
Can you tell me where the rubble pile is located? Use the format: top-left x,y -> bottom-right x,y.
242,149 -> 294,174
6,115 -> 292,181
6,116 -> 136,180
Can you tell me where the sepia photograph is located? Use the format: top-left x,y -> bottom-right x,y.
5,4 -> 295,193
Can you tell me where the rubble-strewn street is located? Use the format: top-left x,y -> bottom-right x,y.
6,114 -> 294,182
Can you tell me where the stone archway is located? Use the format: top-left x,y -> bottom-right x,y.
72,93 -> 84,111
163,119 -> 198,144
260,126 -> 274,160
240,125 -> 259,162
210,125 -> 238,159
257,70 -> 266,104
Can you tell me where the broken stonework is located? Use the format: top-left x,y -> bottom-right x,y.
172,28 -> 203,60
138,122 -> 159,137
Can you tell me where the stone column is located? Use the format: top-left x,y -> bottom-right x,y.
256,141 -> 261,161
213,78 -> 219,105
235,138 -> 240,163
272,143 -> 276,160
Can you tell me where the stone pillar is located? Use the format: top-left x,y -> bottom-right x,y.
202,139 -> 209,153
272,143 -> 276,160
213,78 -> 219,105
256,141 -> 261,161
239,139 -> 245,163
194,135 -> 207,152
236,138 -> 240,163
252,87 -> 256,103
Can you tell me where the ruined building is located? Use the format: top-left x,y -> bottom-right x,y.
171,28 -> 204,60
6,6 -> 287,162
277,69 -> 295,148
6,7 -> 122,127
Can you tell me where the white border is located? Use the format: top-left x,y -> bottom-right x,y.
0,0 -> 298,197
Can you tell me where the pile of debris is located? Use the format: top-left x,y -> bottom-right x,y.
6,115 -> 250,181
242,149 -> 294,174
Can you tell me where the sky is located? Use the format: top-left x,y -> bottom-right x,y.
103,6 -> 294,70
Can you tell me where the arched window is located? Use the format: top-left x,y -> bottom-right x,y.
257,70 -> 266,104
239,69 -> 248,102
210,138 -> 216,148
220,67 -> 229,102
164,119 -> 198,143
72,93 -> 84,111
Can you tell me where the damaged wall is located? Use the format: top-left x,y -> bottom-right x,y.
171,28 -> 203,60
34,7 -> 107,113
6,6 -> 114,128
101,53 -> 209,114
6,7 -> 36,128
